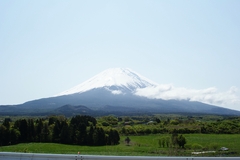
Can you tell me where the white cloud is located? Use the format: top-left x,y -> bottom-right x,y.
134,84 -> 240,110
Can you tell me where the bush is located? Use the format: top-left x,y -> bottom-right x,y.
209,143 -> 219,151
102,121 -> 110,126
184,144 -> 192,150
192,143 -> 203,151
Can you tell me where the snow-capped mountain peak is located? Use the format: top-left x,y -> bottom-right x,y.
56,68 -> 159,96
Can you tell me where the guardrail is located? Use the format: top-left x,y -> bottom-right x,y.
0,152 -> 239,160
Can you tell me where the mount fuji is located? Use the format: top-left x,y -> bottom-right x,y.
1,68 -> 240,116
56,68 -> 159,96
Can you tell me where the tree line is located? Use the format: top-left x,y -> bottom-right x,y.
1,114 -> 240,146
0,115 -> 120,146
117,116 -> 240,135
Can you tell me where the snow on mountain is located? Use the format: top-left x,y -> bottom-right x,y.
56,68 -> 159,96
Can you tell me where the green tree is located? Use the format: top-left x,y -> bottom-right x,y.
0,125 -> 7,146
177,135 -> 186,148
10,128 -> 20,145
52,120 -> 61,142
42,123 -> 50,142
125,137 -> 131,145
171,131 -> 178,147
93,127 -> 106,146
60,121 -> 71,144
87,125 -> 94,146
19,119 -> 28,142
107,129 -> 120,145
76,123 -> 87,145
2,118 -> 10,130
36,119 -> 43,142
155,118 -> 161,123
2,119 -> 11,145
165,137 -> 170,148
27,119 -> 35,142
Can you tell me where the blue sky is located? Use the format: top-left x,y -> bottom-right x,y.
1,1 -> 240,110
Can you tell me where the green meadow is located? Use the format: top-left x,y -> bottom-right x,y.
0,134 -> 239,156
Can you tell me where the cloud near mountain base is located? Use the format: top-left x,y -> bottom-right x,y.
134,84 -> 240,110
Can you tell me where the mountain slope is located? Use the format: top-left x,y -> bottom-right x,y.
1,68 -> 240,116
54,104 -> 93,116
7,87 -> 238,116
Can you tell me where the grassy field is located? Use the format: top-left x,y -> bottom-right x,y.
0,134 -> 239,156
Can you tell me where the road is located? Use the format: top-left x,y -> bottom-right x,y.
0,152 -> 239,160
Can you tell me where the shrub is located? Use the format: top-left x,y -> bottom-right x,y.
209,143 -> 219,151
184,144 -> 192,150
102,121 -> 110,126
192,143 -> 203,151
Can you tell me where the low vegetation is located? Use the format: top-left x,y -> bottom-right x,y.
0,114 -> 240,156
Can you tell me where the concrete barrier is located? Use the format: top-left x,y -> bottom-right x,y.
0,152 -> 239,160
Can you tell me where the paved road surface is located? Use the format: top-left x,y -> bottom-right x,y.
0,152 -> 239,160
